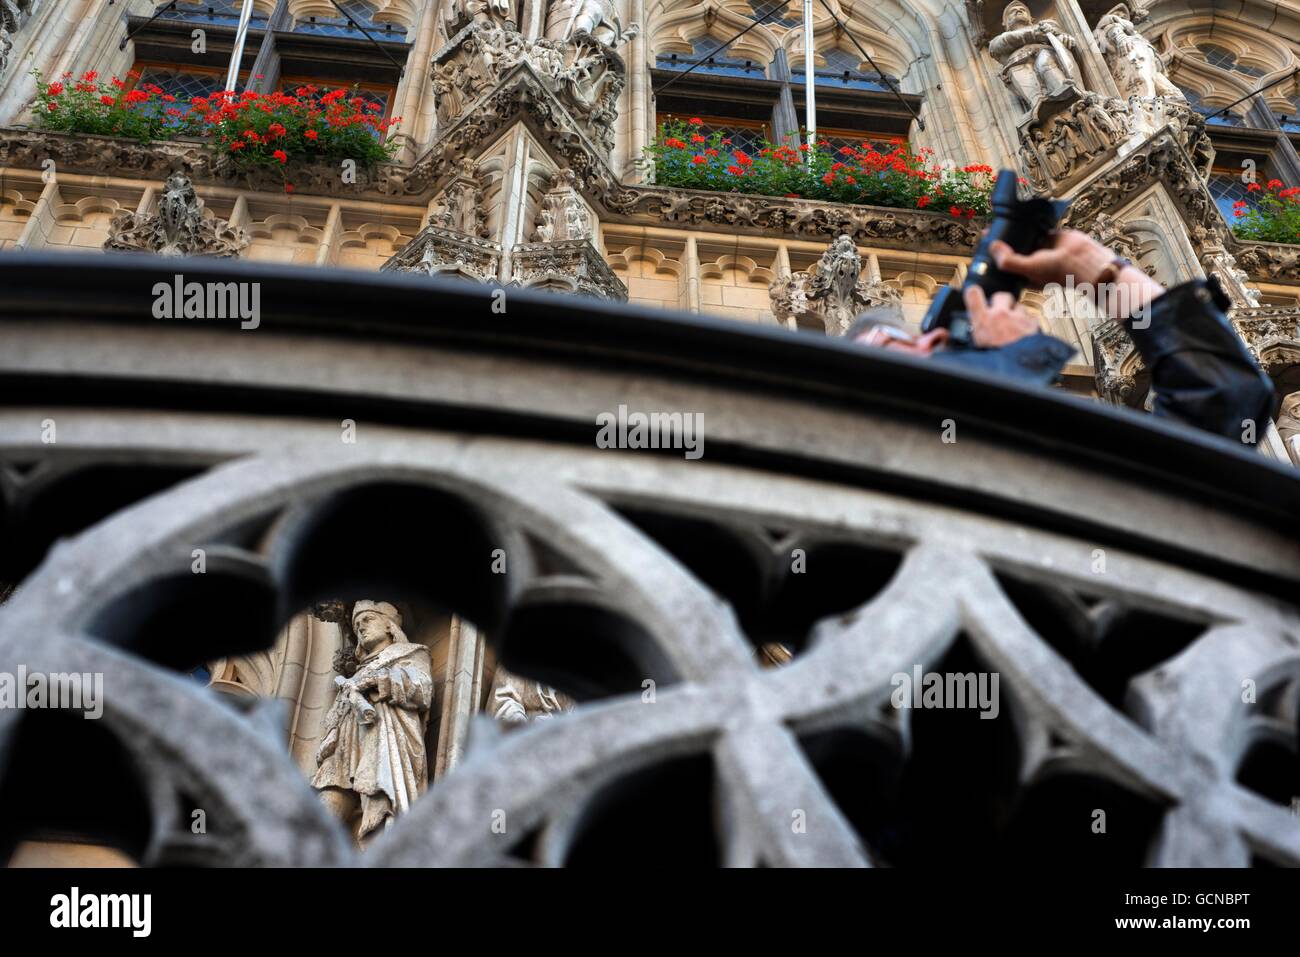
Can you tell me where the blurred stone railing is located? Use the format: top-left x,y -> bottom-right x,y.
0,252 -> 1298,867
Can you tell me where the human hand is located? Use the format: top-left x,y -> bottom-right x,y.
963,286 -> 1040,348
987,229 -> 1115,291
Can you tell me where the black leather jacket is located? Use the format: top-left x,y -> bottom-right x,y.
934,279 -> 1275,442
1123,279 -> 1276,441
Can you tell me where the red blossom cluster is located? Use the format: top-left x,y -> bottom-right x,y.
1232,176 -> 1300,245
32,71 -> 400,192
648,118 -> 994,218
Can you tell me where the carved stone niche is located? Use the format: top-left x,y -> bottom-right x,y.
431,16 -> 635,155
1092,315 -> 1145,406
104,171 -> 248,258
383,159 -> 503,282
507,167 -> 626,301
1231,305 -> 1300,376
1018,93 -> 1130,192
769,234 -> 901,335
429,159 -> 490,239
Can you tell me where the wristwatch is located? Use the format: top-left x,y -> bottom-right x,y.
1093,255 -> 1132,288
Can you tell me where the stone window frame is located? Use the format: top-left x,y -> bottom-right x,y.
125,4 -> 411,101
290,0 -> 408,41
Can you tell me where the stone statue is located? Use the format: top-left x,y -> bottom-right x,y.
545,0 -> 638,46
1076,93 -> 1125,151
313,601 -> 434,845
1094,4 -> 1183,101
446,0 -> 513,32
769,234 -> 903,335
488,667 -> 574,724
105,171 -> 248,258
989,1 -> 1083,118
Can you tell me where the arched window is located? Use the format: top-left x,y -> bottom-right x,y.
1276,97 -> 1300,132
1179,87 -> 1245,127
294,0 -> 407,39
1195,43 -> 1267,79
743,0 -> 800,28
1207,168 -> 1251,220
154,0 -> 268,28
656,37 -> 768,79
793,48 -> 896,92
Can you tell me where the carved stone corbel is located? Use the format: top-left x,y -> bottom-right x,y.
1092,316 -> 1144,405
104,171 -> 248,258
769,234 -> 902,335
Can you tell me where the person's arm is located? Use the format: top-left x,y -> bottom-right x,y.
991,232 -> 1277,441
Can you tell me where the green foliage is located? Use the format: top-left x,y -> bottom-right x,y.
645,117 -> 996,218
1232,178 -> 1300,245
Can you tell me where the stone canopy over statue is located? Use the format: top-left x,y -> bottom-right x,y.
312,601 -> 434,845
989,1 -> 1083,121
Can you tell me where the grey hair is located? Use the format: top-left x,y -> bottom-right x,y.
844,304 -> 908,342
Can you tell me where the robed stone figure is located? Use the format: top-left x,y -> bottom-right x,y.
313,601 -> 434,843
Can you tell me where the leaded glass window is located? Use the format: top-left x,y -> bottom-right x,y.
656,38 -> 767,79
293,0 -> 407,39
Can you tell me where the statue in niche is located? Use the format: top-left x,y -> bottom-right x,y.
488,667 -> 573,724
989,1 -> 1084,118
312,601 -> 434,845
1094,4 -> 1183,101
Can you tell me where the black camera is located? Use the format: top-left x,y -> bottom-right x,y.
921,169 -> 1069,348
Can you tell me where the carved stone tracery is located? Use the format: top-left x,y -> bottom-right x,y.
432,19 -> 629,154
